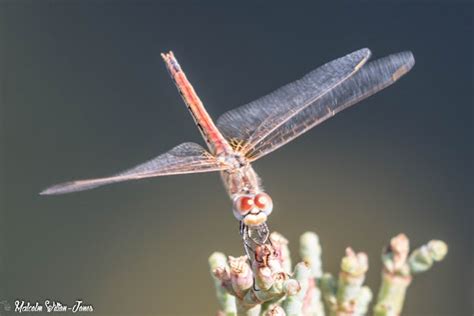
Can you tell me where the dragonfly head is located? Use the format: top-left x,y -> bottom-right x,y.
232,192 -> 273,226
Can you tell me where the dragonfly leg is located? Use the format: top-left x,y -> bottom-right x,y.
239,220 -> 245,237
239,222 -> 277,292
252,277 -> 260,292
240,222 -> 256,260
244,225 -> 261,292
240,222 -> 272,261
249,222 -> 270,246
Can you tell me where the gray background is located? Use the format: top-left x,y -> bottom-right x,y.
1,1 -> 472,315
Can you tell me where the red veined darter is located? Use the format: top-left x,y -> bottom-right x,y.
41,49 -> 415,249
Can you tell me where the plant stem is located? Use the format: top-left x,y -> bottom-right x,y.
373,234 -> 448,316
299,232 -> 325,316
209,252 -> 237,316
333,248 -> 370,316
283,262 -> 311,316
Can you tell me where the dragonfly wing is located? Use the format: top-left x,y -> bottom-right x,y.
40,142 -> 225,195
216,48 -> 372,148
245,51 -> 415,161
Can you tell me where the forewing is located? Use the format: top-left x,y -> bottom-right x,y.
245,51 -> 415,161
216,48 -> 372,149
40,142 -> 225,195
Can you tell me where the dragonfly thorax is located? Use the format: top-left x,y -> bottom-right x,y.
217,153 -> 248,170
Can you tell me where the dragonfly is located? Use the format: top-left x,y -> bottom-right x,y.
41,48 -> 414,252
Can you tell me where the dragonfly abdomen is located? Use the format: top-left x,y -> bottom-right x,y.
161,51 -> 231,155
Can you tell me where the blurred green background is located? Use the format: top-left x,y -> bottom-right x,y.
1,1 -> 472,315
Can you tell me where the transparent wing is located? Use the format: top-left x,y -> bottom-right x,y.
40,142 -> 225,195
244,51 -> 415,160
216,48 -> 372,150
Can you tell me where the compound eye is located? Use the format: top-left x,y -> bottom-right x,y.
254,192 -> 273,214
234,195 -> 254,215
